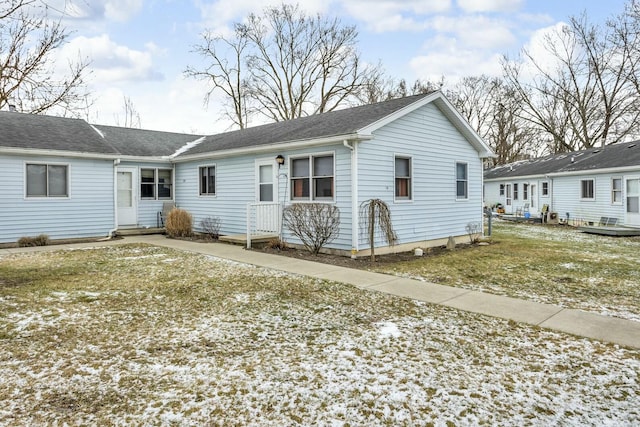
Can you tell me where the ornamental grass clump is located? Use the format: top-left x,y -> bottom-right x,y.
17,234 -> 50,247
165,208 -> 193,238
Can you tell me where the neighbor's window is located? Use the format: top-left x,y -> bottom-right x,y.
199,166 -> 216,195
141,168 -> 173,200
26,163 -> 68,197
456,162 -> 468,199
581,179 -> 595,200
513,183 -> 519,200
611,178 -> 622,204
542,181 -> 549,196
499,184 -> 505,196
291,154 -> 334,201
523,183 -> 529,200
395,156 -> 412,200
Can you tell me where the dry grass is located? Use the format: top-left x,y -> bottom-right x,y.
372,220 -> 640,321
0,243 -> 639,425
165,208 -> 193,238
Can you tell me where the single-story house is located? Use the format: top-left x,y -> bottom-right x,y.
1,91 -> 494,255
483,140 -> 640,228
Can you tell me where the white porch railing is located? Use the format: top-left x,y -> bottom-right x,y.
246,202 -> 283,248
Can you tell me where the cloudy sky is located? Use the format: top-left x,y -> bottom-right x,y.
41,0 -> 627,134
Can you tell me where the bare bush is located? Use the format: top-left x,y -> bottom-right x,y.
466,222 -> 482,244
165,208 -> 193,238
200,216 -> 222,240
283,203 -> 340,255
17,234 -> 49,247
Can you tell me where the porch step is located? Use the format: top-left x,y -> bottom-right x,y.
219,233 -> 278,245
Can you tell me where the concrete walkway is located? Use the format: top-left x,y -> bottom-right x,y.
2,234 -> 639,349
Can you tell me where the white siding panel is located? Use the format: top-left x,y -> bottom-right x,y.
0,154 -> 114,244
357,103 -> 484,248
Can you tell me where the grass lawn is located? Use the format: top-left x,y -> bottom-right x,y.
0,243 -> 638,425
371,220 -> 640,322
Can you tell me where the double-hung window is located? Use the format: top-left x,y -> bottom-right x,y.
611,178 -> 622,204
581,179 -> 595,200
395,156 -> 412,200
26,163 -> 68,197
542,181 -> 549,196
499,184 -> 505,196
523,183 -> 529,200
291,154 -> 334,201
513,183 -> 519,200
456,162 -> 468,199
141,168 -> 173,200
199,166 -> 216,195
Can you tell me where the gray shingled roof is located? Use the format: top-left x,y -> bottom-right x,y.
484,140 -> 640,180
179,93 -> 431,157
93,125 -> 203,157
0,111 -> 119,155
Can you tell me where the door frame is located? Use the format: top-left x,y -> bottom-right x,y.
116,166 -> 137,227
625,175 -> 640,227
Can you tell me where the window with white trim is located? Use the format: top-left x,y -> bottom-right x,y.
395,156 -> 412,200
523,183 -> 529,200
141,168 -> 173,200
456,162 -> 468,199
199,166 -> 216,195
513,183 -> 519,200
611,178 -> 622,204
291,154 -> 334,201
26,163 -> 68,197
499,184 -> 505,196
542,181 -> 549,196
581,179 -> 594,200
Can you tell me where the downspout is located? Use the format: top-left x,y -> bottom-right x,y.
107,159 -> 120,239
344,140 -> 359,258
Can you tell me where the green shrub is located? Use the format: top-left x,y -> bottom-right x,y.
17,234 -> 50,247
165,208 -> 193,238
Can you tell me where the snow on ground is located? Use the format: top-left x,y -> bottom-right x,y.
0,245 -> 638,425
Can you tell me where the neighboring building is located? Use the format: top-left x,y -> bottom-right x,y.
484,141 -> 640,227
1,91 -> 494,255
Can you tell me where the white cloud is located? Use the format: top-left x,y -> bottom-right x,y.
59,34 -> 163,84
194,0 -> 330,35
40,0 -> 143,22
341,0 -> 451,32
410,48 -> 504,81
457,0 -> 524,13
427,15 -> 516,49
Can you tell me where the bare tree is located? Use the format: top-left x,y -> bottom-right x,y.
186,3 -> 381,127
502,8 -> 640,152
114,96 -> 141,128
0,0 -> 89,114
185,30 -> 250,129
359,75 -> 441,104
359,199 -> 397,262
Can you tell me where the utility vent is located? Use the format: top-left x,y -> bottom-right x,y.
629,144 -> 636,148
592,149 -> 601,153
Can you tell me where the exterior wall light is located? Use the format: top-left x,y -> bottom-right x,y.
275,155 -> 285,167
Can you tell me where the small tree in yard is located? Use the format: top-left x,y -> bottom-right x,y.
360,199 -> 397,262
283,203 -> 340,255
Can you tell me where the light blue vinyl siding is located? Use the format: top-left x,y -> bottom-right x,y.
175,144 -> 355,250
551,174 -> 626,225
0,154 -> 114,243
357,103 -> 484,248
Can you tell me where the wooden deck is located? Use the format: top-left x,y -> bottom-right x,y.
578,226 -> 640,237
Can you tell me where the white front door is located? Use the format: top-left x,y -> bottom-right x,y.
626,177 -> 640,227
255,160 -> 279,233
117,167 -> 137,227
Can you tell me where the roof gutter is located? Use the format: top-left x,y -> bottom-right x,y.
0,147 -> 119,160
171,133 -> 372,163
